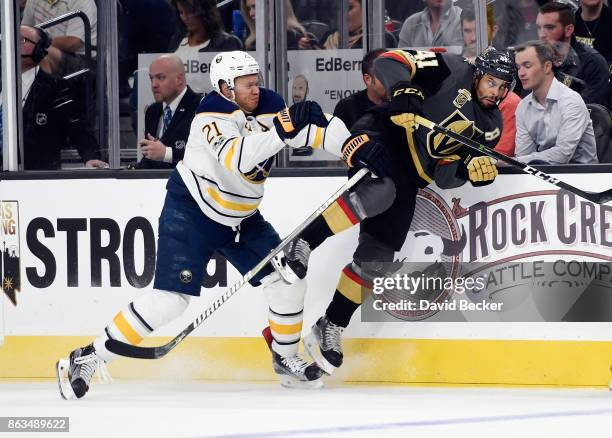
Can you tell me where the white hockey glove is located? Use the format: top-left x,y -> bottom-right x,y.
282,124 -> 326,149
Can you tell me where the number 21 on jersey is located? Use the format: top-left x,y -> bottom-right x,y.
202,121 -> 222,143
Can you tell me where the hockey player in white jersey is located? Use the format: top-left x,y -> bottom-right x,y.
56,51 -> 330,399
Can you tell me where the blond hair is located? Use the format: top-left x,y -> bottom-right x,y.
240,0 -> 306,50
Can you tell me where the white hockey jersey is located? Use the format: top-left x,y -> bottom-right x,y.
177,89 -> 287,227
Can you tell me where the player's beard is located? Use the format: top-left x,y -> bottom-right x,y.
473,82 -> 498,109
478,96 -> 498,108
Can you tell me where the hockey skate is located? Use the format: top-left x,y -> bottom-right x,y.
303,315 -> 344,375
262,327 -> 323,389
56,344 -> 110,400
284,238 -> 311,279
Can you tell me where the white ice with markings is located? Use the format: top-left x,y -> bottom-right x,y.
1,381 -> 611,437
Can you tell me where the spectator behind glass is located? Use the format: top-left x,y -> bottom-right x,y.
385,2 -> 423,24
21,0 -> 97,75
323,0 -> 396,49
333,48 -> 387,130
169,0 -> 243,58
462,0 -> 525,50
514,40 -> 598,165
18,25 -> 107,170
537,2 -> 609,106
516,0 -> 540,43
240,0 -> 312,50
398,0 -> 463,52
460,7 -> 498,60
137,55 -> 201,169
575,0 -> 612,65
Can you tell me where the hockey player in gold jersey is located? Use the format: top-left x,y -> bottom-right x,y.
284,47 -> 516,375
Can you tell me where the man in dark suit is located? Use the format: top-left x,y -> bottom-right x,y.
18,25 -> 107,170
138,54 -> 201,169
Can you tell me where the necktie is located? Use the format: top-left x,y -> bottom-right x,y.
162,105 -> 172,135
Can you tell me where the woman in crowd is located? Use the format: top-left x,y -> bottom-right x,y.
323,0 -> 396,49
240,0 -> 313,50
169,0 -> 243,58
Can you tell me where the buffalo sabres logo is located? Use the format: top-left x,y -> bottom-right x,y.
35,113 -> 48,126
179,269 -> 192,284
242,157 -> 273,184
175,140 -> 186,149
426,110 -> 483,158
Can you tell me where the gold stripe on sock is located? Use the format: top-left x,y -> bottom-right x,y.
322,202 -> 355,234
113,311 -> 143,345
337,268 -> 367,304
269,320 -> 303,335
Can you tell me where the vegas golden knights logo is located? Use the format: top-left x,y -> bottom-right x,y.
1,201 -> 20,306
426,110 -> 483,158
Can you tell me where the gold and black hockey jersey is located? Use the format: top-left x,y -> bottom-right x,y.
354,50 -> 503,190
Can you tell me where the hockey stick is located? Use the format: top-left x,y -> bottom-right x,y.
414,115 -> 612,204
105,167 -> 369,359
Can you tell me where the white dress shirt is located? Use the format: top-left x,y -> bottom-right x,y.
515,77 -> 598,164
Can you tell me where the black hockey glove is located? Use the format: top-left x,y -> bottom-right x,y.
388,81 -> 426,132
273,101 -> 328,140
341,134 -> 389,177
388,81 -> 425,115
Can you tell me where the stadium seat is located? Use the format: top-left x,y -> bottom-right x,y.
587,103 -> 612,163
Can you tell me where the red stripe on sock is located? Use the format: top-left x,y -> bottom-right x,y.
337,196 -> 359,224
342,266 -> 373,290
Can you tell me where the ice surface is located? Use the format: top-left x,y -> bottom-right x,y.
1,381 -> 611,437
